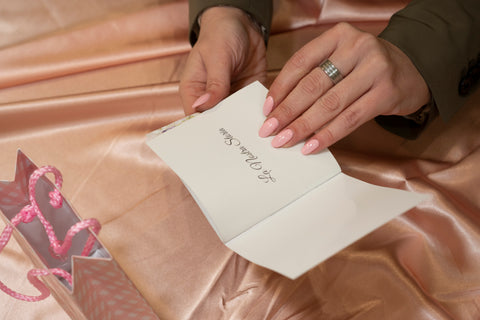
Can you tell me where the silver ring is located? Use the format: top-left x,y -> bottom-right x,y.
319,59 -> 343,85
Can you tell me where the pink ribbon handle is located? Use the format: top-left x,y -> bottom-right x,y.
0,165 -> 101,302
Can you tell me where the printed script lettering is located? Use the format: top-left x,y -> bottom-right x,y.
219,128 -> 276,183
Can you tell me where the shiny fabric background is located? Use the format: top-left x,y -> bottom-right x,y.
0,0 -> 479,319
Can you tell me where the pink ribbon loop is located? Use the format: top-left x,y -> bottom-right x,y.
0,165 -> 101,302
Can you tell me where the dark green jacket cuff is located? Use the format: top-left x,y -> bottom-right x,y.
379,0 -> 480,122
188,0 -> 272,46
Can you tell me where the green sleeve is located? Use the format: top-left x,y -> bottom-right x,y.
379,0 -> 480,121
188,0 -> 272,45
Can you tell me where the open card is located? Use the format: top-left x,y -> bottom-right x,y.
146,81 -> 426,279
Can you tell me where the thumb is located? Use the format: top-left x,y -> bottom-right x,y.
192,54 -> 233,112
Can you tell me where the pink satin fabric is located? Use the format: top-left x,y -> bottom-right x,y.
0,0 -> 479,319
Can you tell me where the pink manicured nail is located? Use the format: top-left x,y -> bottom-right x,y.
263,96 -> 274,116
259,117 -> 279,138
301,139 -> 319,155
271,129 -> 293,148
191,93 -> 210,109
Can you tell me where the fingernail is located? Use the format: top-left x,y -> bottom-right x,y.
259,117 -> 279,138
263,96 -> 274,116
191,93 -> 210,109
301,139 -> 319,155
271,129 -> 293,148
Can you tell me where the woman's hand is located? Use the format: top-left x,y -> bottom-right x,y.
258,22 -> 430,154
179,6 -> 267,115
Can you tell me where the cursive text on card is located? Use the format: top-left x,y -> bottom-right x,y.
219,128 -> 276,183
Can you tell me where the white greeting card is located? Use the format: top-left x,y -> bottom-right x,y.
146,81 -> 426,279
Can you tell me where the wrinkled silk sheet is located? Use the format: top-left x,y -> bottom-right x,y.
0,0 -> 479,319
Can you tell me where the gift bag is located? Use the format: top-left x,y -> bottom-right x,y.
0,150 -> 159,320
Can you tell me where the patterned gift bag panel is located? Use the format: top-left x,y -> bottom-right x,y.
0,151 -> 160,319
0,150 -> 98,272
0,151 -> 35,216
73,257 -> 158,320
